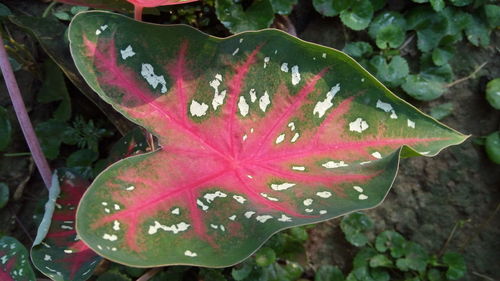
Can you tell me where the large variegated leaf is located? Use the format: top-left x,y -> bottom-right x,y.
31,170 -> 101,281
0,236 -> 36,281
55,0 -> 198,12
69,11 -> 467,267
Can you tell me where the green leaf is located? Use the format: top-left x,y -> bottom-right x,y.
465,14 -> 491,47
340,0 -> 373,30
485,131 -> 500,164
255,247 -> 276,267
36,120 -> 72,159
37,59 -> 72,121
369,254 -> 393,268
427,268 -> 444,281
0,106 -> 12,151
200,269 -> 228,281
374,230 -> 406,258
313,0 -> 340,17
402,74 -> 445,101
429,103 -> 454,120
353,247 -> 378,268
431,46 -> 454,66
232,260 -> 254,281
341,213 -> 373,247
370,0 -> 387,11
67,149 -> 99,167
486,78 -> 500,110
315,265 -> 345,281
485,5 -> 500,27
270,0 -> 298,15
215,0 -> 275,33
69,11 -> 467,267
368,56 -> 409,88
0,3 -> 12,17
442,252 -> 466,280
0,183 -> 9,209
449,0 -> 473,6
96,271 -> 132,281
0,236 -> 36,281
396,242 -> 429,273
430,0 -> 445,11
368,11 -> 406,40
342,42 -> 373,59
375,25 -> 405,49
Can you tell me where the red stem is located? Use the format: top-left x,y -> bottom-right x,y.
0,33 -> 52,189
134,5 -> 143,21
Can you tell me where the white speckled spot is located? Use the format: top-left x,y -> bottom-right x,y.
141,64 -> 167,93
44,255 -> 52,261
244,211 -> 255,218
322,53 -> 326,58
261,193 -> 279,201
322,161 -> 348,169
184,250 -> 197,257
288,122 -> 296,131
371,152 -> 382,159
233,195 -> 246,204
125,186 -> 135,191
239,38 -> 244,43
120,45 -> 135,60
407,119 -> 415,128
264,57 -> 270,68
376,100 -> 393,112
349,118 -> 369,133
190,100 -> 209,117
211,75 -> 226,110
271,182 -> 295,191
104,208 -> 110,213
292,166 -> 306,171
101,202 -> 108,206
249,89 -> 257,103
148,221 -> 190,235
313,84 -> 340,118
95,29 -> 101,35
256,215 -> 273,223
204,191 -> 227,203
303,198 -> 313,206
291,132 -> 300,143
277,214 -> 292,222
64,250 -> 73,254
229,215 -> 236,221
172,208 -> 180,215
390,111 -> 398,119
281,63 -> 289,72
197,199 -> 209,211
359,161 -> 371,165
243,134 -> 248,141
232,48 -> 239,56
259,91 -> 271,112
113,220 -> 120,231
275,133 -> 285,144
305,209 -> 314,213
114,204 -> 120,210
316,191 -> 332,198
319,210 -> 327,215
102,233 -> 118,241
359,194 -> 368,200
238,96 -> 249,117
353,186 -> 364,193
291,65 -> 301,85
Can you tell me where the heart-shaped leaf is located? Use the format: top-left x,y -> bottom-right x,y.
31,171 -> 101,281
69,11 -> 467,267
0,236 -> 36,281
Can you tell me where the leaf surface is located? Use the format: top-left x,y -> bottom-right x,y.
0,236 -> 36,281
69,11 -> 467,267
31,171 -> 102,281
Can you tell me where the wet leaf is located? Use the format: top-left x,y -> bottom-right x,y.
486,78 -> 500,110
402,74 -> 445,101
369,254 -> 392,268
215,0 -> 274,33
0,183 -> 9,209
232,260 -> 253,281
255,247 -> 276,267
395,242 -> 429,273
0,236 -> 36,281
69,11 -> 467,267
442,252 -> 466,280
449,0 -> 473,6
315,265 -> 345,281
429,103 -> 453,120
375,230 -> 406,258
485,132 -> 500,164
339,0 -> 373,31
270,0 -> 298,15
465,14 -> 490,47
484,5 -> 500,28
368,55 -> 409,88
368,11 -> 406,39
430,0 -> 445,11
342,42 -> 373,59
341,213 -> 373,247
313,0 -> 340,17
31,170 -> 102,281
0,106 -> 12,151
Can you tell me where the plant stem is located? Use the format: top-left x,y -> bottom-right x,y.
445,61 -> 488,88
42,1 -> 58,18
134,5 -> 144,21
0,33 -> 52,189
3,152 -> 32,157
136,268 -> 161,281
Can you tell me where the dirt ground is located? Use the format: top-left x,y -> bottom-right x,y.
297,6 -> 500,281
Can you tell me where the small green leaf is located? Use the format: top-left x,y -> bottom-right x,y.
375,230 -> 406,258
200,269 -> 228,281
342,42 -> 373,58
485,131 -> 500,164
70,6 -> 90,15
427,268 -> 444,281
339,0 -> 373,31
96,270 -> 132,281
371,268 -> 390,281
430,0 -> 445,11
368,11 -> 406,40
341,213 -> 373,247
0,183 -> 9,209
0,3 -> 12,17
284,261 -> 304,280
369,254 -> 393,268
485,5 -> 500,27
215,0 -> 274,33
376,25 -> 405,49
402,74 -> 445,101
36,120 -> 72,159
442,252 -> 466,280
313,0 -> 340,17
37,60 -> 72,121
396,242 -> 429,273
465,14 -> 491,47
315,265 -> 345,281
371,0 -> 387,11
54,11 -> 72,21
368,56 -> 409,88
67,149 -> 98,168
486,78 -> 500,110
0,106 -> 12,151
429,103 -> 454,120
255,247 -> 276,267
432,46 -> 454,66
232,260 -> 253,281
449,0 -> 473,6
270,0 -> 298,15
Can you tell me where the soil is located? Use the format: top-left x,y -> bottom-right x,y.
298,8 -> 500,281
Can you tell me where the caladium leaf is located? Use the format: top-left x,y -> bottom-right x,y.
69,11 -> 467,267
55,0 -> 198,15
31,170 -> 102,281
0,236 -> 36,281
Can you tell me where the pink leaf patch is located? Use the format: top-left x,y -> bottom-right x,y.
69,12 -> 467,267
0,237 -> 36,281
